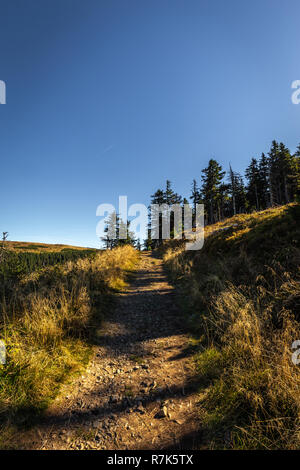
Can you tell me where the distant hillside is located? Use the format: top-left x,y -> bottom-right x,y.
6,241 -> 96,252
163,203 -> 300,449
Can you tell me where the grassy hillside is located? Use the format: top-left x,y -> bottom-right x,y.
0,242 -> 98,280
163,203 -> 300,449
0,245 -> 139,445
6,241 -> 95,252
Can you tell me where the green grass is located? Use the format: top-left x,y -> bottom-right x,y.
0,248 -> 98,280
162,203 -> 300,449
0,245 -> 140,446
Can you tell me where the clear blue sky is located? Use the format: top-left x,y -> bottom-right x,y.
0,0 -> 299,247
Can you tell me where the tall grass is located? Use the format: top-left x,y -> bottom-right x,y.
0,246 -> 139,432
163,204 -> 300,449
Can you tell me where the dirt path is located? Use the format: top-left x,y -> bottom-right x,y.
22,253 -> 201,450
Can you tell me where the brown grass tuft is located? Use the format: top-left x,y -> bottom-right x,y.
0,245 -> 139,435
163,204 -> 300,449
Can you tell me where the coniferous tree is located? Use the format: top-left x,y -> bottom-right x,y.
164,180 -> 182,205
278,142 -> 299,203
190,179 -> 201,227
258,153 -> 270,209
101,211 -> 118,249
278,143 -> 291,203
102,213 -> 136,249
147,181 -> 182,248
268,140 -> 281,206
145,139 -> 299,244
200,159 -> 225,224
234,174 -> 247,213
118,219 -> 136,247
228,166 -> 246,215
294,145 -> 300,201
143,227 -> 153,251
218,182 -> 231,219
148,188 -> 165,249
245,158 -> 261,210
229,165 -> 237,215
181,197 -> 190,239
164,180 -> 182,239
267,140 -> 298,205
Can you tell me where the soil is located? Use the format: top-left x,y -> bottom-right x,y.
19,253 -> 201,450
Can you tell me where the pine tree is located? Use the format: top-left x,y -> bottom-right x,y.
234,174 -> 247,213
164,180 -> 182,205
101,211 -> 118,249
164,180 -> 182,239
190,179 -> 201,227
267,141 -> 298,205
200,159 -> 225,224
229,165 -> 237,215
148,188 -> 165,249
245,158 -> 260,210
180,197 -> 190,239
228,165 -> 246,215
294,145 -> 300,201
148,181 -> 182,248
218,183 -> 231,219
143,228 -> 153,251
258,153 -> 270,209
278,142 -> 299,203
118,219 -> 136,247
268,140 -> 280,206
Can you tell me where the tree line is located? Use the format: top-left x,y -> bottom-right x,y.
0,248 -> 97,281
145,139 -> 300,249
101,212 -> 141,250
101,139 -> 300,250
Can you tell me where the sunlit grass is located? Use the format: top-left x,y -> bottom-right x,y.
163,203 -> 300,449
0,245 -> 139,437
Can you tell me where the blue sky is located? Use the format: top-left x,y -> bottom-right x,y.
0,0 -> 299,247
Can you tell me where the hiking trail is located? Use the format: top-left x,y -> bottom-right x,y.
22,253 -> 201,450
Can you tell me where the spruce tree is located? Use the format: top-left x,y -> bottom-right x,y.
190,179 -> 201,228
101,211 -> 118,249
258,153 -> 270,209
294,145 -> 300,201
118,219 -> 136,247
228,165 -> 246,215
268,140 -> 280,206
200,159 -> 225,224
278,142 -> 298,203
245,158 -> 260,210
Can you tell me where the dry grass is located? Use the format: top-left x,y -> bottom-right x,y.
163,204 -> 300,449
5,241 -> 95,252
0,246 -> 139,435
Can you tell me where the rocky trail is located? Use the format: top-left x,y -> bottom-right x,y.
21,253 -> 201,450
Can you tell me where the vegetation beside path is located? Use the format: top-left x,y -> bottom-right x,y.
0,245 -> 139,446
162,203 -> 300,449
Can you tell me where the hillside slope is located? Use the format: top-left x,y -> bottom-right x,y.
163,203 -> 300,449
6,241 -> 95,252
0,246 -> 139,448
